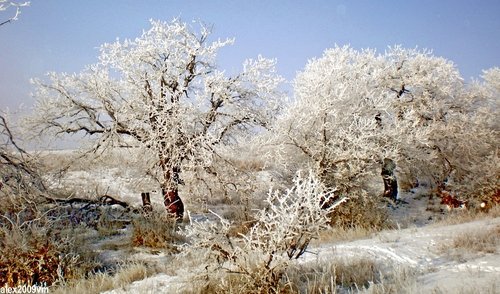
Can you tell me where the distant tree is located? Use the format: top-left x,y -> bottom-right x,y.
1,0 -> 35,193
0,112 -> 44,197
27,19 -> 284,219
0,0 -> 29,26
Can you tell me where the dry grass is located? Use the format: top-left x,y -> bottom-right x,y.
131,210 -> 185,251
0,222 -> 100,286
50,262 -> 155,294
184,257 -> 420,294
230,156 -> 266,172
361,267 -> 419,294
187,257 -> 381,293
438,225 -> 500,260
96,211 -> 128,237
436,204 -> 500,226
315,226 -> 377,245
284,258 -> 420,294
286,258 -> 381,293
430,279 -> 499,294
0,185 -> 102,287
186,271 -> 294,294
327,196 -> 394,231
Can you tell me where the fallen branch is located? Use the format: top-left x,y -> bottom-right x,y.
43,194 -> 131,209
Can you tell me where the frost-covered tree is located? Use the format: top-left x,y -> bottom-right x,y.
429,68 -> 499,201
273,46 -> 466,201
27,19 -> 284,218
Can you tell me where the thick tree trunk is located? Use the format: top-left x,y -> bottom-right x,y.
381,158 -> 398,201
161,165 -> 184,222
162,187 -> 184,222
158,153 -> 185,222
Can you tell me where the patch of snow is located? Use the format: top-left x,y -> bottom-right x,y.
101,273 -> 181,294
101,216 -> 500,293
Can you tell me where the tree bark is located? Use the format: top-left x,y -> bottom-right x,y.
162,188 -> 184,222
161,165 -> 184,222
381,158 -> 398,201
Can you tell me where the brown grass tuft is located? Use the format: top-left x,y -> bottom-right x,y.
285,257 -> 382,293
131,211 -> 185,251
448,225 -> 500,254
327,196 -> 393,231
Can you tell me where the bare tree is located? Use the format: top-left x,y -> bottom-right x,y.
0,0 -> 29,26
27,19 -> 284,219
1,1 -> 35,193
0,112 -> 44,195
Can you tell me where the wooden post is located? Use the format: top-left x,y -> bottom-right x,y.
141,192 -> 152,213
381,158 -> 398,201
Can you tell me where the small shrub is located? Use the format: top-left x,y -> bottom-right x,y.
180,171 -> 347,294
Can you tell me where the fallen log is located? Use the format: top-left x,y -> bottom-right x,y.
43,194 -> 130,209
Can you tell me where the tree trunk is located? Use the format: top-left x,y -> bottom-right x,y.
161,165 -> 184,222
381,158 -> 398,201
163,188 -> 184,222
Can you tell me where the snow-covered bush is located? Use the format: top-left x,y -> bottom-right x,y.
179,171 -> 346,293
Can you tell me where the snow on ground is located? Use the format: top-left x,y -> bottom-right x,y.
302,217 -> 500,293
39,151 -> 498,292
101,216 -> 500,293
44,167 -> 163,206
103,273 -> 180,294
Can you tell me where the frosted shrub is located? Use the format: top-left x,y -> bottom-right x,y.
179,171 -> 346,293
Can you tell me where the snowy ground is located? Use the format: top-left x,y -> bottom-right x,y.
38,151 -> 499,293
308,217 -> 500,293
100,216 -> 500,293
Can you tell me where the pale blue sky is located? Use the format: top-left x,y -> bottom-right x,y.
1,0 -> 499,111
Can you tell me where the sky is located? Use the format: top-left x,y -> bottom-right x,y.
1,0 -> 499,112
